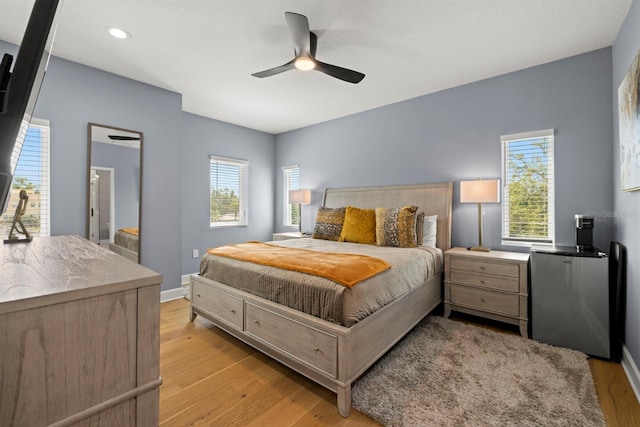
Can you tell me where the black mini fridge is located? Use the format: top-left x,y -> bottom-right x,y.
530,242 -> 625,361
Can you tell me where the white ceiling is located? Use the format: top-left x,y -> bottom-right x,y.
0,0 -> 633,134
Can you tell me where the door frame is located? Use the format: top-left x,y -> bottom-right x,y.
90,166 -> 116,245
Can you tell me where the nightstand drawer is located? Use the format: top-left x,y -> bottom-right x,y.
450,257 -> 519,277
450,270 -> 519,292
450,285 -> 519,316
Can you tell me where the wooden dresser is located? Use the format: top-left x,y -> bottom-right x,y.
0,235 -> 163,426
444,247 -> 529,337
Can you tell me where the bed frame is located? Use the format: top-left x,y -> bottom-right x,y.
108,242 -> 138,262
189,182 -> 453,416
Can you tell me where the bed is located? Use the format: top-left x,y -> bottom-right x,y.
109,227 -> 139,262
189,182 -> 453,416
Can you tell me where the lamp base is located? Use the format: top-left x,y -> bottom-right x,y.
468,246 -> 491,252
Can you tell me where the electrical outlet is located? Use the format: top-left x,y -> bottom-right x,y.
192,249 -> 199,258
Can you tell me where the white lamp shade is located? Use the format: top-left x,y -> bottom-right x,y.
289,189 -> 311,205
460,180 -> 500,203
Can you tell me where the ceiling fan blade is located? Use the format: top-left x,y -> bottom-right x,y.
309,32 -> 317,58
285,12 -> 311,56
251,60 -> 296,78
108,135 -> 140,141
314,60 -> 365,84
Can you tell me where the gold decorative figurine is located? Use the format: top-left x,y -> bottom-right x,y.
4,189 -> 33,243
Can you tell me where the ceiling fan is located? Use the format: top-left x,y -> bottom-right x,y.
251,12 -> 365,84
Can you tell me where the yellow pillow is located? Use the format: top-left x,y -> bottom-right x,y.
339,206 -> 376,245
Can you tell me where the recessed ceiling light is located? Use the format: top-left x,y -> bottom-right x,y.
106,27 -> 131,40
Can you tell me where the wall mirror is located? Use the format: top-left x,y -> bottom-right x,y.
86,123 -> 142,263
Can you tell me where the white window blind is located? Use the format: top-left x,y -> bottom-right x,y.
501,129 -> 554,245
282,165 -> 300,226
1,118 -> 50,238
209,155 -> 248,227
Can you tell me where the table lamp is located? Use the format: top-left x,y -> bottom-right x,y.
289,189 -> 311,235
460,179 -> 500,251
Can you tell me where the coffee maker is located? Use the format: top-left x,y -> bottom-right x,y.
574,214 -> 594,252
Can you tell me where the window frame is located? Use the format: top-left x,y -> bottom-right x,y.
500,129 -> 555,247
282,165 -> 300,227
1,118 -> 50,238
209,155 -> 249,228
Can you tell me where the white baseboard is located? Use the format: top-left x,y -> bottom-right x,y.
622,344 -> 640,405
160,287 -> 184,303
160,272 -> 196,302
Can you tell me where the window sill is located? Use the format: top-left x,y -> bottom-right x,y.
501,240 -> 553,248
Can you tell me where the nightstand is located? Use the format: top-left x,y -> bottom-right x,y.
272,232 -> 310,241
444,247 -> 529,337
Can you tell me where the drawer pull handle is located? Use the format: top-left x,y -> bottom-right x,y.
197,294 -> 201,298
314,348 -> 320,352
254,320 -> 260,325
480,279 -> 485,284
480,298 -> 486,303
230,309 -> 236,314
480,265 -> 486,270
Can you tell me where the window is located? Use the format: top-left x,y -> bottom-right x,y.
501,129 -> 554,245
1,119 -> 50,237
209,155 -> 248,227
282,165 -> 300,226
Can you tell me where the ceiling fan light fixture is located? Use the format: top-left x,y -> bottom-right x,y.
294,57 -> 315,71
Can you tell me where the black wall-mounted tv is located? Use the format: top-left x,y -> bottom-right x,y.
0,0 -> 63,215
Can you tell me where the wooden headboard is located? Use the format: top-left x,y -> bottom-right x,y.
322,182 -> 453,251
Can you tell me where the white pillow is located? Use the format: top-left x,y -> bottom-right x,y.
422,214 -> 438,248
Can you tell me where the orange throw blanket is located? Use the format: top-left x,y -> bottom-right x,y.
206,242 -> 391,288
119,227 -> 139,236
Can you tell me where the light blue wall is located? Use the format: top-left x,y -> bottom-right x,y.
612,0 -> 640,374
275,48 -> 614,254
180,112 -> 275,275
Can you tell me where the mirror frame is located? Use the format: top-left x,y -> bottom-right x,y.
86,122 -> 143,263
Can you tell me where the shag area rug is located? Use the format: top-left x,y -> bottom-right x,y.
351,316 -> 605,427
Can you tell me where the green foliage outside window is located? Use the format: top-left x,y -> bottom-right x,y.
210,188 -> 240,222
12,176 -> 39,192
290,203 -> 300,225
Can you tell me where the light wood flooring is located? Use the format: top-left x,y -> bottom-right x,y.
159,298 -> 640,426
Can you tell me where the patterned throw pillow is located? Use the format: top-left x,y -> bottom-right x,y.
416,212 -> 425,245
338,206 -> 377,245
312,207 -> 346,241
375,205 -> 419,247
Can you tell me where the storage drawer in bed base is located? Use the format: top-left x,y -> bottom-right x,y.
190,275 -> 340,377
191,281 -> 243,330
245,302 -> 338,378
